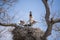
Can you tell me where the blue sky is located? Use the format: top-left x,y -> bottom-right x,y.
9,0 -> 46,30
8,0 -> 60,40
9,0 -> 60,30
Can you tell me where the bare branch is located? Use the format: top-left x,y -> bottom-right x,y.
42,0 -> 52,39
53,19 -> 60,24
42,0 -> 50,24
0,23 -> 20,27
42,0 -> 60,39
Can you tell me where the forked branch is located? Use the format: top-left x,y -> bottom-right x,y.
42,0 -> 60,39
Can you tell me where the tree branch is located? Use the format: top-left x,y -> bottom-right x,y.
53,19 -> 60,24
0,23 -> 20,27
42,0 -> 52,39
42,0 -> 60,39
42,0 -> 50,24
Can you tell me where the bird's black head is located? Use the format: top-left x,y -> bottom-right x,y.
29,11 -> 32,16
